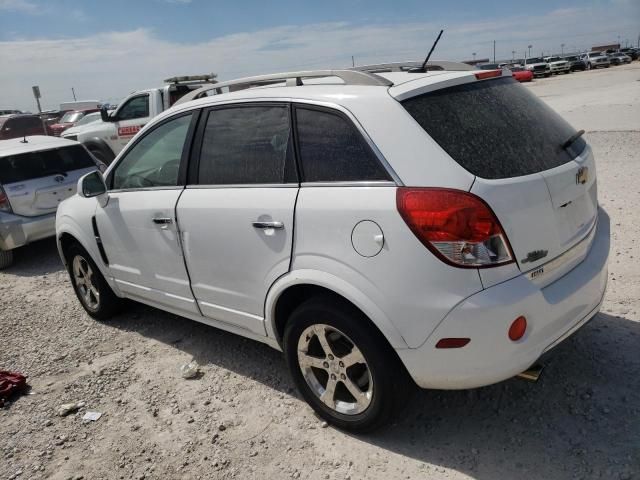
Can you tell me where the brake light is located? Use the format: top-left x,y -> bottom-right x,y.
475,70 -> 502,80
396,187 -> 514,268
0,185 -> 12,213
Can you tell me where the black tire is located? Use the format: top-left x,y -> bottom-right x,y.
87,145 -> 115,165
283,296 -> 412,432
65,243 -> 123,320
0,249 -> 14,269
587,63 -> 592,70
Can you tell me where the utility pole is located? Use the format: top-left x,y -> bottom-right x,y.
512,50 -> 516,60
493,40 -> 496,62
561,43 -> 565,55
528,44 -> 532,58
71,87 -> 77,101
351,56 -> 355,68
472,52 -> 476,62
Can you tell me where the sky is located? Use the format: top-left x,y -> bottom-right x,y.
1,0 -> 638,111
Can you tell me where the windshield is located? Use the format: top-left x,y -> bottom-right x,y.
0,145 -> 95,184
401,77 -> 586,179
566,56 -> 578,61
547,57 -> 562,62
74,112 -> 100,126
59,112 -> 84,123
527,57 -> 544,63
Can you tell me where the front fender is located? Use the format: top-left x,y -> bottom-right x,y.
55,197 -> 122,297
264,269 -> 409,350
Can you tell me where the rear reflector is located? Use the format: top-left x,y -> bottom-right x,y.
509,316 -> 527,341
436,338 -> 470,349
396,187 -> 514,268
475,70 -> 503,80
0,186 -> 12,213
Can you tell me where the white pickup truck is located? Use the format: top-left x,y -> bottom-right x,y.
62,75 -> 216,164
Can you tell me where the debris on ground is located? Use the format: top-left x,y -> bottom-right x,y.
82,411 -> 102,422
180,360 -> 200,379
57,401 -> 85,417
0,370 -> 28,407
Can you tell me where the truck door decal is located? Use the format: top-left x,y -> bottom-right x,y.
118,125 -> 145,137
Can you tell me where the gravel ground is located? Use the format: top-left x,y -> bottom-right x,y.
1,64 -> 639,480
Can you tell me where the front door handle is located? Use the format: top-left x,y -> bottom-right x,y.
252,221 -> 284,230
152,217 -> 173,225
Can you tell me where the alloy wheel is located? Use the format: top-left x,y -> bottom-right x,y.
72,255 -> 100,310
297,324 -> 373,415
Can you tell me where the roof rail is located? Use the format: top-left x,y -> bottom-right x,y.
352,61 -> 476,73
174,69 -> 393,106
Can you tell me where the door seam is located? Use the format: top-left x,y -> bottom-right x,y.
174,187 -> 204,317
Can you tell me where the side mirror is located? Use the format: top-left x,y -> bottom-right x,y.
78,171 -> 109,206
100,106 -> 115,123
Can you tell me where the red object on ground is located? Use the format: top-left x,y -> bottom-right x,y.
0,371 -> 28,406
512,69 -> 534,82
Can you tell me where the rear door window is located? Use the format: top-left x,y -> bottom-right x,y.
196,105 -> 296,185
401,77 -> 586,179
0,145 -> 95,184
295,107 -> 391,182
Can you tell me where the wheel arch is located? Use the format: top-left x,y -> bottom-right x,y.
82,137 -> 115,164
265,270 -> 408,350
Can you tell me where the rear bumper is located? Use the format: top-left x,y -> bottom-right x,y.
0,211 -> 56,250
398,208 -> 610,390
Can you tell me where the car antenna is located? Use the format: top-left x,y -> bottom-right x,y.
410,29 -> 444,73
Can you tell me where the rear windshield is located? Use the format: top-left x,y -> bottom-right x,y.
0,145 -> 95,184
401,77 -> 586,179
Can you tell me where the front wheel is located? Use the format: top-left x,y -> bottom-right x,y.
66,243 -> 123,320
87,145 -> 115,165
284,297 -> 412,432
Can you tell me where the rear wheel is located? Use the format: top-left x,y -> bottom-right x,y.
66,243 -> 123,320
284,297 -> 412,432
0,249 -> 14,269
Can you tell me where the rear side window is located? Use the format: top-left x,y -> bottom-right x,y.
295,107 -> 390,182
0,145 -> 95,184
197,106 -> 295,185
401,77 -> 586,179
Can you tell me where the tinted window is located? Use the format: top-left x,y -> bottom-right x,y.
117,95 -> 149,121
295,108 -> 390,182
112,114 -> 191,190
401,77 -> 586,179
0,145 -> 95,184
198,106 -> 294,185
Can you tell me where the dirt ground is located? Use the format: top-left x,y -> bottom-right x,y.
1,63 -> 639,480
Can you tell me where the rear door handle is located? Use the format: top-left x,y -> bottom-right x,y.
252,221 -> 284,230
152,217 -> 173,225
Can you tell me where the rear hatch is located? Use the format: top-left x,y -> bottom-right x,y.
0,144 -> 97,217
397,75 -> 597,278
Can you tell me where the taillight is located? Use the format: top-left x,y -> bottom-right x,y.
0,185 -> 12,213
396,187 -> 514,268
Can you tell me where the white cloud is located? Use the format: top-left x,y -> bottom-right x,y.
0,0 -> 36,12
1,2 -> 638,111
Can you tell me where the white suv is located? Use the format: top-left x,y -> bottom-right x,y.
55,65 -> 609,431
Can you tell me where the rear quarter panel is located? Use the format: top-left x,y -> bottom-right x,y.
285,186 -> 484,348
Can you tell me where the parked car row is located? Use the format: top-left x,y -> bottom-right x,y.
478,47 -> 638,83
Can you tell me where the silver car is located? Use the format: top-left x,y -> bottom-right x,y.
582,52 -> 610,69
0,136 -> 102,268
